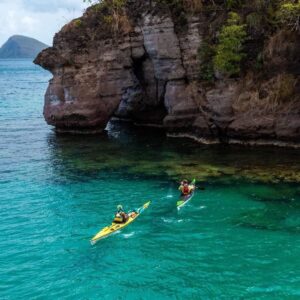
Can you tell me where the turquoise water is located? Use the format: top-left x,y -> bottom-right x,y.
0,60 -> 300,299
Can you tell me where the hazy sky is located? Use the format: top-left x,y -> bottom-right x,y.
0,0 -> 90,46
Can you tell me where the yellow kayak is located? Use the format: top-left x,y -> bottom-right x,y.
90,201 -> 151,245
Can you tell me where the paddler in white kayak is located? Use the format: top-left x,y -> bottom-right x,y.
178,179 -> 195,197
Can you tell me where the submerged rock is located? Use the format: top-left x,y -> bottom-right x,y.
47,123 -> 300,183
233,207 -> 300,234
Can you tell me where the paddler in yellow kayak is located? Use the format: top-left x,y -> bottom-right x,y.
113,205 -> 129,224
178,179 -> 195,196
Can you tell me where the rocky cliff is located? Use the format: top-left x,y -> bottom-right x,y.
35,0 -> 300,147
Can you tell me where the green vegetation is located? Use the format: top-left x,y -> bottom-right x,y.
276,74 -> 297,103
74,19 -> 83,27
84,0 -> 126,9
226,0 -> 242,9
213,12 -> 247,77
277,2 -> 300,31
83,0 -> 129,32
198,41 -> 215,82
246,12 -> 263,33
254,52 -> 264,72
79,0 -> 298,78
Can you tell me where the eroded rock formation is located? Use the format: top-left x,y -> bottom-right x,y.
35,1 -> 300,146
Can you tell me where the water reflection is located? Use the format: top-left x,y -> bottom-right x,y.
46,121 -> 300,184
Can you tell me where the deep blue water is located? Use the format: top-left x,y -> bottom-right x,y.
0,59 -> 300,299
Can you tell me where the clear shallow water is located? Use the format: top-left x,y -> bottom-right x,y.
0,60 -> 300,299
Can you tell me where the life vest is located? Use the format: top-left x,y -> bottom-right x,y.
114,211 -> 127,222
114,216 -> 123,223
182,185 -> 190,195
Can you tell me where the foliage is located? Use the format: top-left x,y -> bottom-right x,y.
84,0 -> 127,11
226,0 -> 243,9
84,0 -> 129,33
276,2 -> 300,31
103,15 -> 113,25
74,19 -> 83,27
246,12 -> 263,33
198,41 -> 215,81
213,12 -> 247,77
277,73 -> 297,103
254,52 -> 264,71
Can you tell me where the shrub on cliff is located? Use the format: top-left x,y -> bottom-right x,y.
213,12 -> 247,77
83,0 -> 130,33
277,2 -> 300,31
226,0 -> 243,9
276,73 -> 297,103
74,19 -> 83,27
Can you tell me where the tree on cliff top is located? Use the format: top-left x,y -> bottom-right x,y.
213,12 -> 247,77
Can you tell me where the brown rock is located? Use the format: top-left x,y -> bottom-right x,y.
34,1 -> 300,147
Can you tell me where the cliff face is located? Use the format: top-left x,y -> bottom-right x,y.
35,0 -> 300,146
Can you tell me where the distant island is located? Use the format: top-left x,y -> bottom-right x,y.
0,35 -> 48,59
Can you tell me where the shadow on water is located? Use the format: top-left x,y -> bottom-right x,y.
46,120 -> 300,185
45,123 -> 171,184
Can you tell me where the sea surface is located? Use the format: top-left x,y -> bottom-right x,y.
0,59 -> 300,299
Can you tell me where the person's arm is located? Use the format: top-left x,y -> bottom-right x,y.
188,185 -> 193,192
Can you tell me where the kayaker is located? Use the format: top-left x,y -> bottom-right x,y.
178,180 -> 195,196
113,205 -> 129,224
